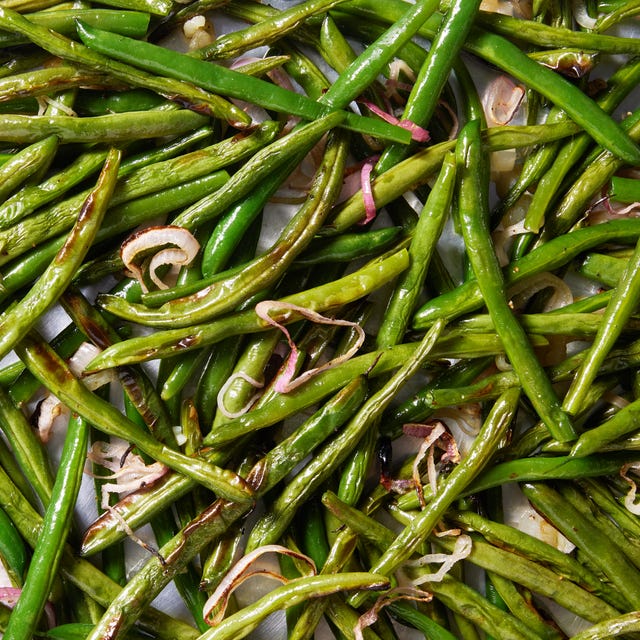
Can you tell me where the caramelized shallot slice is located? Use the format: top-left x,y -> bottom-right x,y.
202,545 -> 316,626
120,225 -> 200,293
255,301 -> 365,393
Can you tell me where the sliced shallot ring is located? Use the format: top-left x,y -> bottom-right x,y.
0,587 -> 56,628
202,544 -> 316,626
360,100 -> 430,143
406,421 -> 446,508
360,156 -> 379,225
86,440 -> 167,510
482,76 -> 525,126
254,301 -> 365,393
216,372 -> 264,419
354,586 -> 432,640
621,463 -> 640,515
120,225 -> 200,293
406,534 -> 472,584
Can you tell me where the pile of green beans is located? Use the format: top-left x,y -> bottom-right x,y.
1,1 -> 640,639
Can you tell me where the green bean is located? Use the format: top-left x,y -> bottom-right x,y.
0,109 -> 207,144
609,175 -> 640,204
61,287 -> 178,446
541,109 -> 640,240
325,492 -> 567,637
570,612 -> 640,640
376,152 -> 455,348
451,311 -> 640,338
3,413 -> 88,640
571,395 -> 640,457
193,0 -> 351,61
450,510 -> 627,611
0,457 -> 231,640
387,601 -> 457,640
0,507 -> 27,583
432,532 -> 620,626
195,337 -> 244,429
337,426 -> 376,507
295,227 -> 402,267
92,0 -> 173,17
75,87 -> 166,115
0,148 -> 120,364
0,9 -> 150,47
0,121 -> 274,266
0,135 -> 57,202
522,482 -> 640,610
578,253 -> 625,288
559,481 -> 640,571
595,0 -> 640,31
413,218 -> 640,328
457,119 -> 574,441
200,164 -> 291,279
397,452 -> 640,511
83,375 -> 367,556
320,0 -> 441,111
0,172 -> 228,301
523,57 -> 640,235
477,9 -> 640,53
577,477 -> 640,540
0,123 -> 216,230
562,237 -> 640,417
212,329 -> 280,428
200,524 -> 245,592
75,21 -> 412,144
354,387 -> 519,599
0,385 -> 53,506
85,495 -> 252,640
0,7 -> 250,126
0,49 -> 49,79
198,573 -> 389,640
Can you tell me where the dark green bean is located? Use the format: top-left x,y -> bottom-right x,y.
76,21 -> 412,144
375,0 -> 481,173
455,119 -> 574,441
0,385 -> 53,506
0,507 -> 27,583
0,135 -> 57,202
0,9 -> 149,47
376,151 -> 456,348
4,413 -> 88,640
